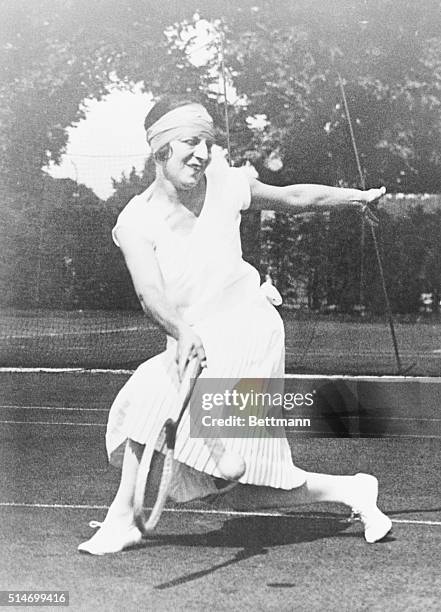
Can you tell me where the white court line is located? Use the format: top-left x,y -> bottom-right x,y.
285,351 -> 433,358
0,501 -> 440,527
1,406 -> 439,423
0,405 -> 108,412
1,367 -> 441,382
0,367 -> 134,374
0,420 -> 105,427
1,420 -> 440,438
4,326 -> 141,339
287,432 -> 441,439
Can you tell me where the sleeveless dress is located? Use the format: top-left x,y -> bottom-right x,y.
107,161 -> 306,501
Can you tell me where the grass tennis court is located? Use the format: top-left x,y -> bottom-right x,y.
0,371 -> 440,611
1,309 -> 441,375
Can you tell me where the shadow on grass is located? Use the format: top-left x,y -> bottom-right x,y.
130,513 -> 350,590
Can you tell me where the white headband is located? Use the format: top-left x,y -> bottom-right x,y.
146,104 -> 215,154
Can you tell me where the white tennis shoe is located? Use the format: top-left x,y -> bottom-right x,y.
351,473 -> 392,543
78,520 -> 143,555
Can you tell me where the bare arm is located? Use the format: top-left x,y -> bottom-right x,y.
115,226 -> 206,376
249,178 -> 385,220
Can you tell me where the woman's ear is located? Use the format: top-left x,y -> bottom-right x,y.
154,143 -> 172,163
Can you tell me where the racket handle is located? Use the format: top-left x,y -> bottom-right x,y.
164,419 -> 177,449
172,357 -> 203,431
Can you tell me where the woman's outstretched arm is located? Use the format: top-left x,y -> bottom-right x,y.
249,178 -> 384,221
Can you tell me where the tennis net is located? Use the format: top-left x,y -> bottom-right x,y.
0,309 -> 165,369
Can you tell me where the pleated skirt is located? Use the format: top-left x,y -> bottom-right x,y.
106,293 -> 306,501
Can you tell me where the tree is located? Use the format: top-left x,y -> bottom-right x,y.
2,0 -> 441,314
3,1 -> 441,194
218,0 -> 441,191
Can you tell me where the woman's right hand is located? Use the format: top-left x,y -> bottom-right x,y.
176,325 -> 207,380
358,186 -> 386,226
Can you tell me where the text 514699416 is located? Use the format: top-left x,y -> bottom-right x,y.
0,592 -> 69,606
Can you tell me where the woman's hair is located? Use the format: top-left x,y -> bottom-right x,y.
144,94 -> 203,162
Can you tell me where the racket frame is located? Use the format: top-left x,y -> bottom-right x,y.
133,358 -> 202,535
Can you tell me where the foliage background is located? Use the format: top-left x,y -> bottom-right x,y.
1,0 -> 441,313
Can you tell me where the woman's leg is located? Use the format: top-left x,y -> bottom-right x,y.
79,450 -> 391,553
223,471 -> 392,543
104,439 -> 145,521
78,439 -> 148,555
223,472 -> 359,508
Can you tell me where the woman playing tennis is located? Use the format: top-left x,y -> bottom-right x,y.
78,97 -> 391,555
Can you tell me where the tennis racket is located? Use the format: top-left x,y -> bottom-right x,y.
133,356 -> 203,536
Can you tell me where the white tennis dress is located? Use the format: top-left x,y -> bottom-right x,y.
107,160 -> 306,501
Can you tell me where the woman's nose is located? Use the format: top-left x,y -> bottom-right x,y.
193,140 -> 209,160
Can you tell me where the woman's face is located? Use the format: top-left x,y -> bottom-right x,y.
164,134 -> 214,190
